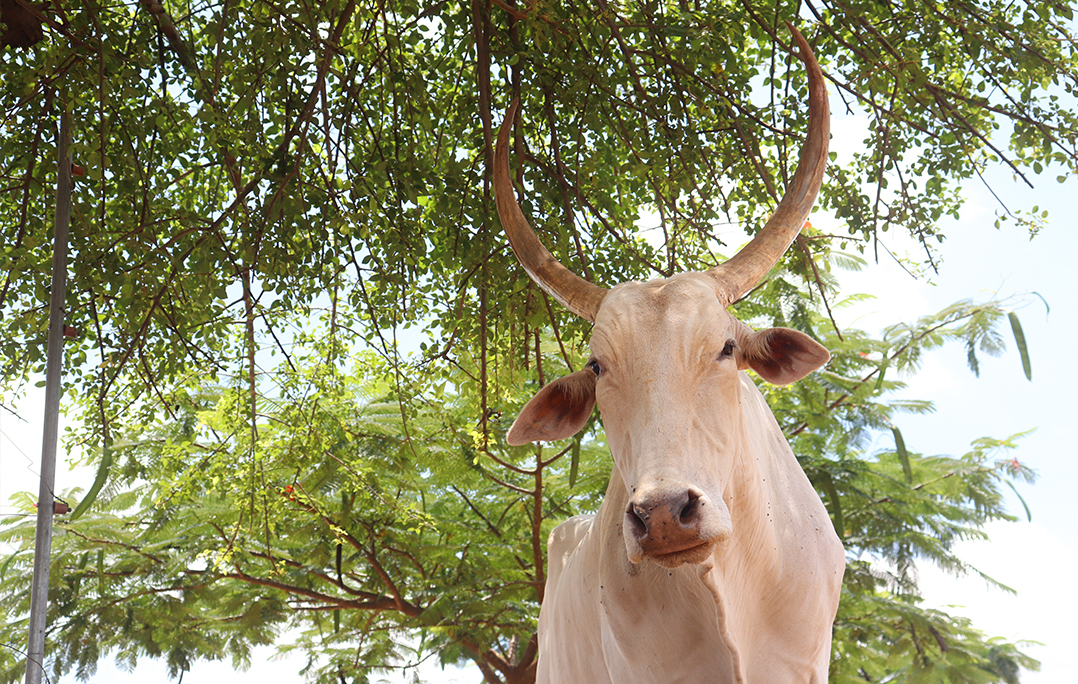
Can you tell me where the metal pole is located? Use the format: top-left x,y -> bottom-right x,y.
24,102 -> 72,684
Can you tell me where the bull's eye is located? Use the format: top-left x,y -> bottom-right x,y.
586,359 -> 603,376
718,340 -> 737,360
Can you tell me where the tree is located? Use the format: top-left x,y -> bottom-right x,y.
0,1 -> 1070,682
0,279 -> 1043,683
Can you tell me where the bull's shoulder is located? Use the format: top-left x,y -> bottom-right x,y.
539,513 -> 611,684
544,514 -> 595,599
548,514 -> 594,566
549,514 -> 595,546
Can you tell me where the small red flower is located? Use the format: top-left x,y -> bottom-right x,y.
31,501 -> 70,514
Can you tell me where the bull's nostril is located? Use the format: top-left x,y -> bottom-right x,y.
626,502 -> 649,539
679,490 -> 703,525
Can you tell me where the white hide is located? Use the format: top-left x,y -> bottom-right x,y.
537,374 -> 845,684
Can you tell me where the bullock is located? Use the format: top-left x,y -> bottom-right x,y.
492,25 -> 846,684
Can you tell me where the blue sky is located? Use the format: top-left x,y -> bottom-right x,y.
822,107 -> 1078,682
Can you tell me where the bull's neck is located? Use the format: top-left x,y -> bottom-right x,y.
594,462 -> 751,684
720,425 -> 783,573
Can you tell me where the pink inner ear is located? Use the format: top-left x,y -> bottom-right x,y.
507,369 -> 597,445
745,328 -> 830,386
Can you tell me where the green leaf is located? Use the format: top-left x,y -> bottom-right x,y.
873,364 -> 887,393
0,552 -> 17,583
1007,312 -> 1032,381
818,471 -> 844,539
70,439 -> 113,521
1005,480 -> 1032,522
1031,291 -> 1050,317
96,549 -> 105,596
569,435 -> 581,489
892,426 -> 913,484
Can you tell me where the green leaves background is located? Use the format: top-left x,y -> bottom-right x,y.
1,1 -> 1072,682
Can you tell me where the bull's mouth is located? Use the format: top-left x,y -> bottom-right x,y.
645,541 -> 714,568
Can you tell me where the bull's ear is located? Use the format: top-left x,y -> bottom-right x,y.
506,369 -> 597,445
742,327 -> 830,385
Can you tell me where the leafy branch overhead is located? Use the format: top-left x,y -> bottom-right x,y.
0,1 -> 1066,683
0,1 -> 1073,412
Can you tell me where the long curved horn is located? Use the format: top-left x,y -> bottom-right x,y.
707,23 -> 830,304
494,100 -> 608,322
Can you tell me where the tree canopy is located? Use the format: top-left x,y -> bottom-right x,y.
0,1 -> 1071,683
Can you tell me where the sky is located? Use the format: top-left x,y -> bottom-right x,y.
2,107 -> 1076,683
819,104 -> 1073,680
832,171 -> 1078,684
818,106 -> 1078,683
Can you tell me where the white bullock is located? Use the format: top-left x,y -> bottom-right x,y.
493,25 -> 845,684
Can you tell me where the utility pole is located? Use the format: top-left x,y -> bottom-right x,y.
24,103 -> 72,684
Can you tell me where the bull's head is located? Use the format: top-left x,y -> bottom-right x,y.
495,25 -> 830,568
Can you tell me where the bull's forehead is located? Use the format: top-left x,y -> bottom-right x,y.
591,272 -> 737,362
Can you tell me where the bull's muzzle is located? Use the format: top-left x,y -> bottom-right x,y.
624,486 -> 732,567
